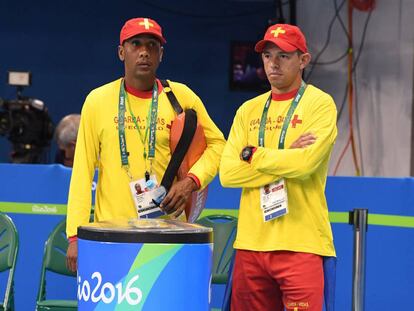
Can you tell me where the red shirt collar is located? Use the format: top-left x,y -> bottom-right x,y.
124,79 -> 163,99
271,88 -> 299,101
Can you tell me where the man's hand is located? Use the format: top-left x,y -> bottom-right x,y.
66,240 -> 78,272
290,132 -> 316,149
160,177 -> 198,218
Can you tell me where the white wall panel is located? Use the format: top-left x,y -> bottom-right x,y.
298,0 -> 413,176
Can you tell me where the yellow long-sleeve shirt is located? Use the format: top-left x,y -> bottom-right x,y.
67,78 -> 225,237
220,85 -> 337,256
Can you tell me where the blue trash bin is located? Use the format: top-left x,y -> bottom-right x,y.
77,219 -> 213,310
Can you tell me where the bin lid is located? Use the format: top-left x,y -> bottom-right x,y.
78,219 -> 213,244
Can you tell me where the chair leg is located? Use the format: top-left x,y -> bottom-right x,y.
323,256 -> 337,311
9,284 -> 14,311
221,250 -> 236,311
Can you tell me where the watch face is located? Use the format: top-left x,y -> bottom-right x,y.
242,147 -> 251,161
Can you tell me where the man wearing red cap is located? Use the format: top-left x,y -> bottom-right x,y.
65,17 -> 225,271
220,24 -> 337,310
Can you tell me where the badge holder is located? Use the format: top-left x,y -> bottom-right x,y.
129,175 -> 166,219
260,178 -> 288,222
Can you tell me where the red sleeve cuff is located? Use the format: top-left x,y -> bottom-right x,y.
187,173 -> 201,190
68,236 -> 78,243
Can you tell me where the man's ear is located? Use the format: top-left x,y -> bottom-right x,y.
300,53 -> 311,70
118,45 -> 125,61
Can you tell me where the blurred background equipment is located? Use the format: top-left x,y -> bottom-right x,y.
54,114 -> 80,167
0,71 -> 54,163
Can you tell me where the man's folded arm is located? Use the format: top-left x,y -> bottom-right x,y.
220,107 -> 279,188
251,98 -> 337,180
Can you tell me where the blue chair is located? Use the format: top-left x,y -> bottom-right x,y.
0,213 -> 18,311
196,214 -> 237,284
323,256 -> 337,311
36,219 -> 77,311
221,250 -> 235,311
197,214 -> 237,311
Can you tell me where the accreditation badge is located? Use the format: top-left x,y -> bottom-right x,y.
129,175 -> 166,219
260,178 -> 288,222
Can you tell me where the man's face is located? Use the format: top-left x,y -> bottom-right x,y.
261,43 -> 310,92
118,34 -> 163,82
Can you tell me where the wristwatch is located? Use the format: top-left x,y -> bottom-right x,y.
240,146 -> 256,162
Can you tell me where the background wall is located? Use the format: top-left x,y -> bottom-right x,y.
1,164 -> 414,310
300,0 -> 414,176
1,0 -> 413,176
0,0 -> 272,161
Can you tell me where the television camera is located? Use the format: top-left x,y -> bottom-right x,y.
0,71 -> 54,163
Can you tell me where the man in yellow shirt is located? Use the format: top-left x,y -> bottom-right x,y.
220,24 -> 337,311
66,17 -> 225,271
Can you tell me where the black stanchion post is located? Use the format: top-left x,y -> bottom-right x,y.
349,208 -> 368,311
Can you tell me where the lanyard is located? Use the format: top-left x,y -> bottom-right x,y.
258,80 -> 306,149
118,79 -> 159,178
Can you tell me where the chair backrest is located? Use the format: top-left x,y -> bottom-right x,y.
36,219 -> 76,304
196,214 -> 237,284
0,213 -> 18,311
43,219 -> 75,276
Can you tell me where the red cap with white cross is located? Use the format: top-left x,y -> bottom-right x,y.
255,24 -> 307,53
120,17 -> 166,45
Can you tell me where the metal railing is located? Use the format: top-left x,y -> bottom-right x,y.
349,208 -> 368,311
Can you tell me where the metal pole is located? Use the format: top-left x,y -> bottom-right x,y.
349,208 -> 368,311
